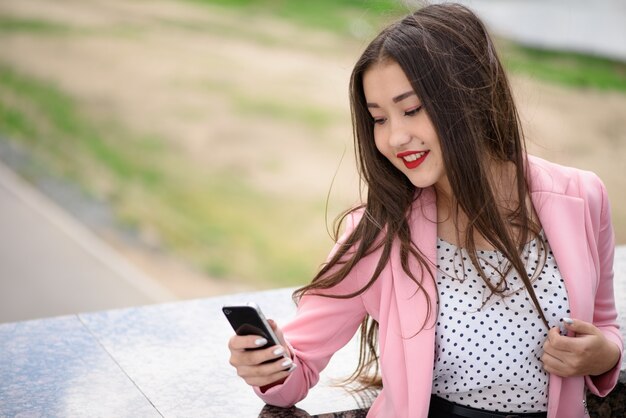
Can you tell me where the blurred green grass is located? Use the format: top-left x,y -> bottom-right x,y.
0,17 -> 73,34
187,0 -> 406,35
501,40 -> 626,92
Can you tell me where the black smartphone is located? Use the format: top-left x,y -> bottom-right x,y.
222,302 -> 283,351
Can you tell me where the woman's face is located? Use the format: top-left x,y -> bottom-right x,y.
363,60 -> 449,194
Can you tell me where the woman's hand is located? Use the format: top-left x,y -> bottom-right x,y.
541,318 -> 621,377
228,319 -> 296,390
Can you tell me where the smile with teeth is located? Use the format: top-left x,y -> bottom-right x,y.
397,150 -> 429,169
402,152 -> 426,162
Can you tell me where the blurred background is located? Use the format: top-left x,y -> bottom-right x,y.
0,0 -> 625,322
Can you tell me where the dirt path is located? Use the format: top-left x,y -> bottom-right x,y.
1,0 -> 625,297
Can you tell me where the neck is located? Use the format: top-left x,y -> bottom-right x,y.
435,159 -> 528,250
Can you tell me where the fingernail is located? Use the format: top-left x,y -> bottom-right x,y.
562,317 -> 574,325
287,363 -> 297,372
273,347 -> 284,356
281,358 -> 292,368
254,338 -> 268,346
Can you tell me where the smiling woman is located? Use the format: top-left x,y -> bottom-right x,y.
226,3 -> 623,418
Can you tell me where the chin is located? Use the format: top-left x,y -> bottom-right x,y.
407,178 -> 436,189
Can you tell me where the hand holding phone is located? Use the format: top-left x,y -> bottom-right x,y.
223,302 -> 296,385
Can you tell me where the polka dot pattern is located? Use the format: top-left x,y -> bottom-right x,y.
431,233 -> 570,413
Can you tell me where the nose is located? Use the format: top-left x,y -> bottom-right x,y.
388,118 -> 411,148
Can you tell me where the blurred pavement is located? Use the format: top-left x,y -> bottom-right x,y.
0,161 -> 174,324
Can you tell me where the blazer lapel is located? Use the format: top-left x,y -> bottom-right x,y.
531,183 -> 594,418
531,190 -> 594,322
392,187 -> 439,417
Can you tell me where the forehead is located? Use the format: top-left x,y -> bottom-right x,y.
362,61 -> 415,101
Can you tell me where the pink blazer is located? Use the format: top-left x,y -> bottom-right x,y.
255,156 -> 623,418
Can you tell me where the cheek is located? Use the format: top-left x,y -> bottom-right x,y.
373,131 -> 386,155
373,128 -> 392,155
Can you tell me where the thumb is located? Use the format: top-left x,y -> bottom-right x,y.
561,317 -> 599,336
267,319 -> 290,353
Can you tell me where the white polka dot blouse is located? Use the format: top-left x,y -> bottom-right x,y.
432,232 -> 570,413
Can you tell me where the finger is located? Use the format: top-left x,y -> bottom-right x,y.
242,365 -> 294,387
541,351 -> 573,377
237,356 -> 297,387
547,326 -> 561,341
230,343 -> 291,367
238,355 -> 295,378
541,343 -> 577,378
545,327 -> 574,353
541,350 -> 562,368
228,334 -> 270,351
561,317 -> 600,336
545,327 -> 564,349
267,319 -> 291,358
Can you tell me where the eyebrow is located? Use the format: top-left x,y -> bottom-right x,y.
366,91 -> 417,108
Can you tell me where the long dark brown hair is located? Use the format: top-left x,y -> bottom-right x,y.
294,3 -> 546,391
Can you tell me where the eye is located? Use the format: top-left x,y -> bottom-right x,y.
372,117 -> 386,125
404,105 -> 423,117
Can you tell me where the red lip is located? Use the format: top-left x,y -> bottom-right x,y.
397,151 -> 429,169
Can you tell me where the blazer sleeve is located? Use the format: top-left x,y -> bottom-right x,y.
584,174 -> 624,396
254,212 -> 369,407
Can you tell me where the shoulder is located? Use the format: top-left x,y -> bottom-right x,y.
527,155 -> 607,201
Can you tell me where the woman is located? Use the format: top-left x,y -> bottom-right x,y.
227,4 -> 623,418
